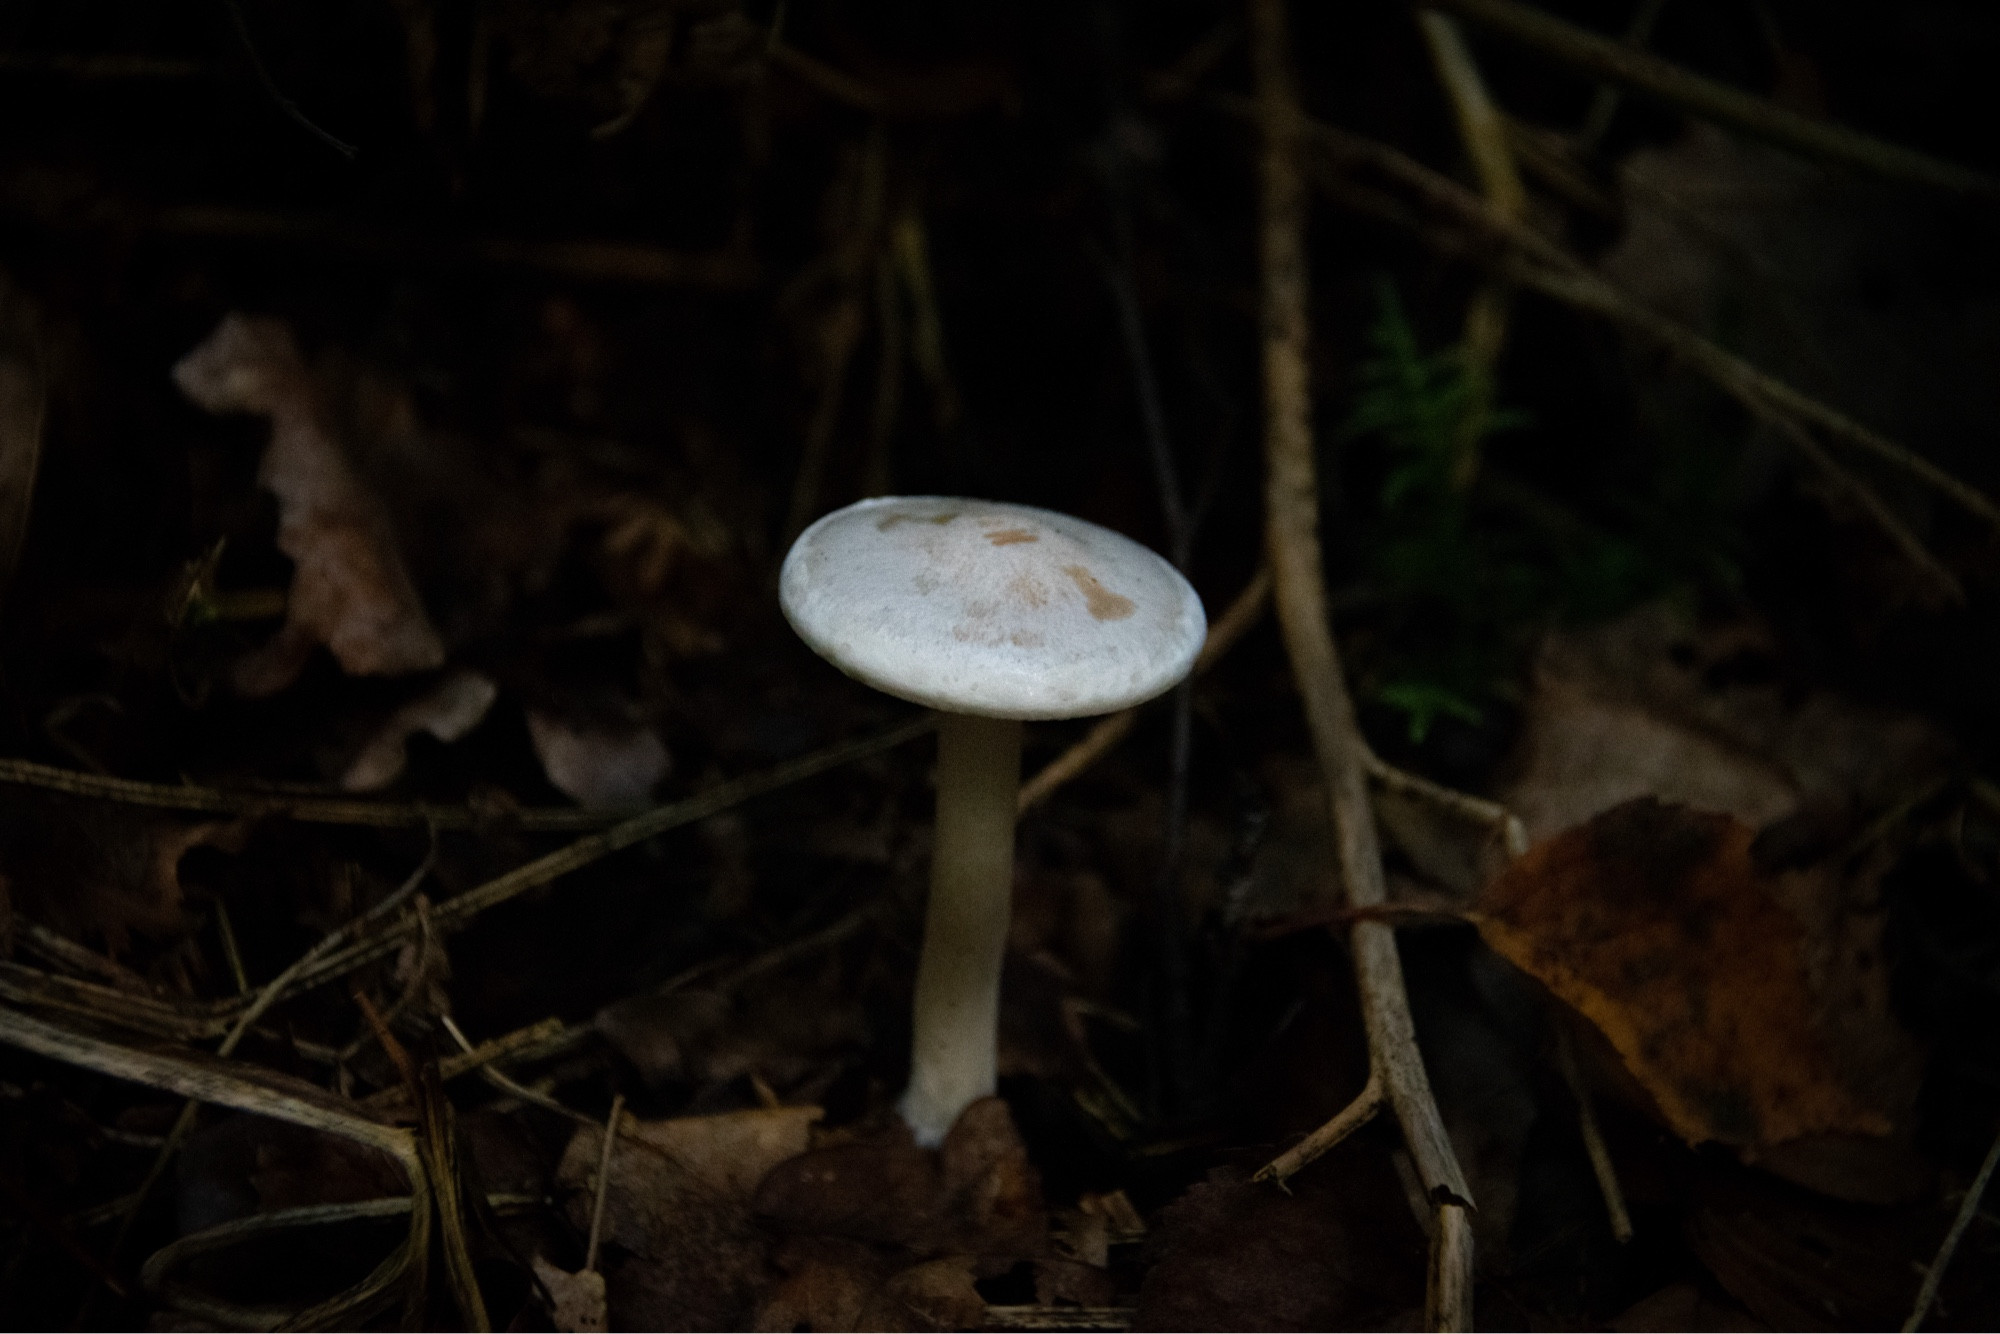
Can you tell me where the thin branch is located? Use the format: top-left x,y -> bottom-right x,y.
218,0 -> 358,160
1365,750 -> 1530,857
1555,1024 -> 1634,1244
285,715 -> 934,997
1415,8 -> 1523,486
584,1095 -> 626,1275
1,717 -> 933,1046
1754,408 -> 1963,604
1577,0 -> 1670,151
1904,1121 -> 2000,1332
1254,1073 -> 1385,1187
0,757 -> 638,830
1203,93 -> 2000,575
1249,13 -> 1475,1334
1425,1203 -> 1476,1332
1423,0 -> 2000,197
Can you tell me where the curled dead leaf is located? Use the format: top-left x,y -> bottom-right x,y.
1474,798 -> 1894,1151
173,315 -> 445,695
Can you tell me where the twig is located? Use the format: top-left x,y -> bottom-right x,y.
1249,8 -> 1476,1334
219,0 -> 357,160
0,756 -> 644,830
109,847 -> 436,1265
1754,408 -> 1962,604
284,715 -> 934,996
14,923 -> 153,993
1020,567 -> 1272,814
1904,1121 -> 2000,1332
1513,263 -> 2000,533
1308,104 -> 2000,533
365,1017 -> 568,1110
1416,8 -> 1525,487
1203,93 -> 1999,579
138,204 -> 759,288
1554,1024 -> 1634,1244
1425,1203 -> 1476,1332
1364,751 -> 1530,857
441,1015 -> 596,1126
584,1095 -> 626,1274
1422,0 -> 2000,197
1577,0 -> 1670,150
0,1006 -> 430,1327
1254,1073 -> 1385,1188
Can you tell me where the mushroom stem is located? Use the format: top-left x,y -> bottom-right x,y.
900,710 -> 1022,1146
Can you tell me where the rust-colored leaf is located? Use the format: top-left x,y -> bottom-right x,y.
1474,798 -> 1889,1150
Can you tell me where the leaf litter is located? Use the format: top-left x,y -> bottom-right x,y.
4,9 -> 2000,1331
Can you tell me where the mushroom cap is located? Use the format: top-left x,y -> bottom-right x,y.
781,496 -> 1206,721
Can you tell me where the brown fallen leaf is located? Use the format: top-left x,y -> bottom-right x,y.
1502,603 -> 1950,843
555,1106 -> 819,1329
1609,1281 -> 1769,1332
853,1256 -> 987,1333
753,1097 -> 1046,1261
532,1254 -> 609,1334
1474,798 -> 1893,1152
751,1236 -> 890,1332
173,314 -> 445,695
1685,1161 -> 1996,1331
0,795 -> 248,953
1134,1166 -> 1424,1331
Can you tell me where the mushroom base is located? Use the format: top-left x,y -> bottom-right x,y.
899,711 -> 1022,1147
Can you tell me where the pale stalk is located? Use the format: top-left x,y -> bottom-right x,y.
900,712 -> 1023,1145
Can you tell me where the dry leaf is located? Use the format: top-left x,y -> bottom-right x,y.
341,670 -> 498,791
1134,1167 -> 1423,1331
1685,1162 -> 1982,1331
532,1255 -> 609,1333
751,1236 -> 888,1332
0,796 -> 247,952
1503,604 -> 1949,843
852,1257 -> 986,1333
527,709 -> 669,808
554,1106 -> 818,1329
1475,798 -> 1891,1150
173,315 -> 445,695
753,1097 -> 1046,1259
1609,1282 -> 1768,1332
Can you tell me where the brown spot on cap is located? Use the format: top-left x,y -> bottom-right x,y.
877,511 -> 959,531
985,528 -> 1039,546
1063,564 -> 1136,621
1005,574 -> 1049,609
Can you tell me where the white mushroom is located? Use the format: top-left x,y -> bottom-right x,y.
781,496 -> 1205,1145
